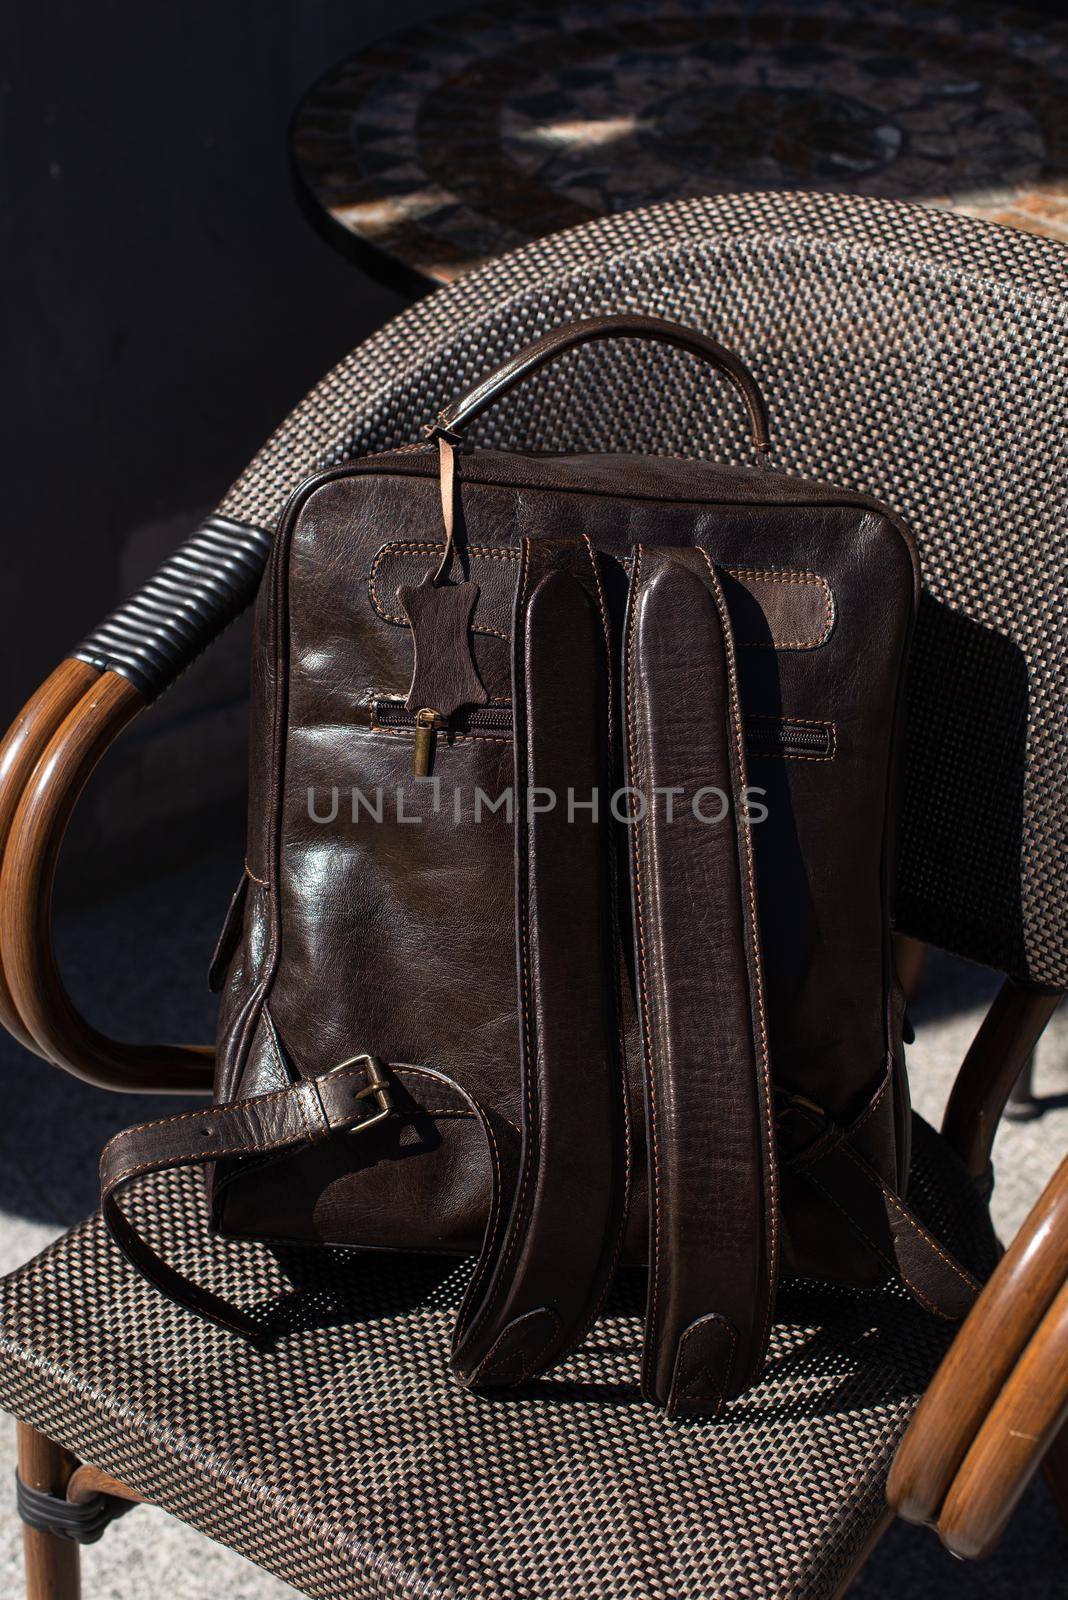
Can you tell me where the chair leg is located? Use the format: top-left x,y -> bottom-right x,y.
1003,1048 -> 1040,1122
17,1422 -> 81,1600
941,979 -> 1063,1178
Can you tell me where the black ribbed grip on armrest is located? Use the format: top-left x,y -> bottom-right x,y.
72,516 -> 272,700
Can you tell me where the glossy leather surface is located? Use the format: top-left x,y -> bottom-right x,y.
96,415 -> 984,1403
214,443 -> 918,1295
623,546 -> 777,1416
452,537 -> 628,1389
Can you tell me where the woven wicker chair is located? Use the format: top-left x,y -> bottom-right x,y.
0,191 -> 1065,1599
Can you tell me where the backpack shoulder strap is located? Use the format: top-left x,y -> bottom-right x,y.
452,534 -> 631,1388
623,544 -> 778,1416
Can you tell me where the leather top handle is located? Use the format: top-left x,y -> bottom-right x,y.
431,315 -> 771,459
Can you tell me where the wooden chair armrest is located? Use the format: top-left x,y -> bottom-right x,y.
0,514 -> 273,1090
0,667 -> 214,1092
888,1155 -> 1068,1539
937,1280 -> 1068,1558
0,660 -> 102,1055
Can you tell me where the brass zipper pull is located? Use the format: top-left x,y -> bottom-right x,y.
412,708 -> 446,777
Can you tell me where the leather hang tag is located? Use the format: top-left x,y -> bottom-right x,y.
397,572 -> 488,716
397,431 -> 488,719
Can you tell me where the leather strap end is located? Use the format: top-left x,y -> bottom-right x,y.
457,1308 -> 563,1390
666,1313 -> 740,1420
97,1058 -> 402,1341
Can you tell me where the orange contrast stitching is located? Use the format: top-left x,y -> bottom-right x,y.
698,548 -> 779,1366
837,1141 -> 979,1291
458,539 -> 535,1353
368,541 -> 518,640
672,1317 -> 738,1412
568,533 -> 633,1352
100,1061 -> 377,1177
367,697 -> 512,749
369,544 -> 833,651
747,715 -> 837,763
849,1067 -> 893,1139
623,544 -> 663,1396
805,1170 -> 955,1322
724,566 -> 835,649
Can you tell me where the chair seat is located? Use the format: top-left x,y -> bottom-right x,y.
0,1115 -> 997,1600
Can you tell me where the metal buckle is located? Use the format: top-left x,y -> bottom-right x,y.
322,1053 -> 395,1135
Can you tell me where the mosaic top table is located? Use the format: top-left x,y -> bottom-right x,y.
292,0 -> 1068,292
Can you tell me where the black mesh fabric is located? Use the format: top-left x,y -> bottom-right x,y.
0,1117 -> 997,1600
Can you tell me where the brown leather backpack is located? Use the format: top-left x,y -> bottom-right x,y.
101,316 -> 980,1416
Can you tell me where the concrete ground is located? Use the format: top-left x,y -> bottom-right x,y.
0,844 -> 1065,1598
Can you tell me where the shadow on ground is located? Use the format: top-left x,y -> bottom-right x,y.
0,843 -> 233,1228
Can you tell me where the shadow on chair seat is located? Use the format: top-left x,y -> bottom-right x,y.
0,1115 -> 997,1600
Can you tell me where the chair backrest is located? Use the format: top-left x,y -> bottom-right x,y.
87,192 -> 1068,987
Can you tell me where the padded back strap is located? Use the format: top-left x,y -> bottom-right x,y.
623,545 -> 778,1416
452,535 -> 630,1388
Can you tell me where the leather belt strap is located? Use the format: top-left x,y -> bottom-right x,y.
781,1098 -> 982,1321
623,545 -> 778,1416
452,535 -> 630,1389
100,1057 -> 519,1343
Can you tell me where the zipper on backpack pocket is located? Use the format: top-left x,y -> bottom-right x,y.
373,698 -> 833,770
373,698 -> 514,775
745,717 -> 834,762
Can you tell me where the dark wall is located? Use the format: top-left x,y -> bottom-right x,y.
1,0 -> 456,894
1,0 -> 452,724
